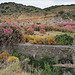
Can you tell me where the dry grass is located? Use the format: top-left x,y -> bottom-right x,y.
0,62 -> 31,75
34,31 -> 74,38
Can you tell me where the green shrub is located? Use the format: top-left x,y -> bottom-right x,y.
42,63 -> 60,75
11,52 -> 19,57
29,53 -> 55,69
72,14 -> 75,17
58,10 -> 64,15
55,34 -> 73,45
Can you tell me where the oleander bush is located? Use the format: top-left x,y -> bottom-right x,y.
34,25 -> 40,31
23,25 -> 34,35
40,25 -> 45,30
40,29 -> 46,34
23,25 -> 28,31
22,22 -> 75,34
58,22 -> 75,32
0,22 -> 23,46
55,34 -> 73,45
45,25 -> 53,31
26,28 -> 34,35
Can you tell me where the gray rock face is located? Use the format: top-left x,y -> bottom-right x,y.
12,44 -> 75,60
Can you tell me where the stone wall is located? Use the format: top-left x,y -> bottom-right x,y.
1,34 -> 75,60
15,43 -> 75,60
73,34 -> 75,49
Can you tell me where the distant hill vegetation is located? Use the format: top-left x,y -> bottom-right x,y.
44,4 -> 75,11
0,2 -> 75,15
0,2 -> 43,15
0,2 -> 75,23
44,4 -> 75,20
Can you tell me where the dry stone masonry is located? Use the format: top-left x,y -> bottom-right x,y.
1,34 -> 75,60
15,43 -> 75,60
73,33 -> 75,49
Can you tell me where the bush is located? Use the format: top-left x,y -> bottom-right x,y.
45,25 -> 53,31
26,28 -> 34,35
58,10 -> 64,15
7,56 -> 19,63
55,34 -> 73,45
29,40 -> 35,44
22,35 -> 34,43
34,25 -> 40,31
23,25 -> 27,31
34,37 -> 43,44
2,52 -> 9,59
72,14 -> 75,17
0,52 -> 9,61
0,55 -> 2,60
45,37 -> 56,45
11,52 -> 19,57
0,22 -> 23,46
40,29 -> 46,34
42,63 -> 60,75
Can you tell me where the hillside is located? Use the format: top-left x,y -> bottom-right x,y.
0,2 -> 75,24
0,2 -> 43,15
44,4 -> 75,21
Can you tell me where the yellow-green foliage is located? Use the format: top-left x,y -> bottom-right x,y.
29,40 -> 35,44
23,35 -> 34,43
34,37 -> 43,44
7,56 -> 19,63
23,35 -> 56,45
2,52 -> 9,59
0,55 -> 2,60
45,37 -> 56,45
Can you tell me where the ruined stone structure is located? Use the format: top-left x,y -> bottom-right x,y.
1,34 -> 75,60
73,34 -> 75,49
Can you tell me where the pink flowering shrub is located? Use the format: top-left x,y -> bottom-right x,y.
59,22 -> 75,32
45,25 -> 53,31
40,29 -> 46,34
34,25 -> 41,31
26,28 -> 34,35
40,25 -> 45,30
0,22 -> 23,46
59,22 -> 75,27
23,25 -> 34,35
49,22 -> 75,32
22,22 -> 75,34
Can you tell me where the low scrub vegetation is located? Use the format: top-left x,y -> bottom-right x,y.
23,24 -> 75,34
0,51 -> 61,75
55,34 -> 73,45
0,51 -> 74,75
0,22 -> 23,47
23,35 -> 56,45
0,22 -> 74,46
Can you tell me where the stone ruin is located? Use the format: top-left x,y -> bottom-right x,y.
73,33 -> 75,49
